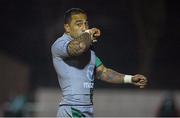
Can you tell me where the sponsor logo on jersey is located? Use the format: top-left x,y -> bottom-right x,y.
83,82 -> 94,89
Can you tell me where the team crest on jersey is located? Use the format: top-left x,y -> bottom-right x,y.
86,65 -> 95,81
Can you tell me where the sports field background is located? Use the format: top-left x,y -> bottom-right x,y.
34,88 -> 180,117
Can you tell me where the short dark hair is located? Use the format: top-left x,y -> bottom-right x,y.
64,8 -> 87,24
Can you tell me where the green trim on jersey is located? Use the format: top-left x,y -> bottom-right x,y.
96,57 -> 103,68
71,107 -> 85,117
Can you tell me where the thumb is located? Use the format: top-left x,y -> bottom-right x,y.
132,76 -> 140,82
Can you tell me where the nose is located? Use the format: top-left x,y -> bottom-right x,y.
81,24 -> 87,32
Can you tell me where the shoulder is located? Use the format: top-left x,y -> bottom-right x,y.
51,34 -> 73,57
51,34 -> 71,49
52,34 -> 70,45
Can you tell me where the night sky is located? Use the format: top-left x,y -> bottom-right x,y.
0,0 -> 180,90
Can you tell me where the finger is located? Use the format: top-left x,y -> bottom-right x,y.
94,31 -> 101,37
134,82 -> 146,86
134,82 -> 146,88
140,79 -> 147,84
140,78 -> 148,83
94,33 -> 100,37
135,74 -> 145,79
140,79 -> 144,82
96,29 -> 101,34
91,28 -> 100,35
91,28 -> 98,33
140,86 -> 145,88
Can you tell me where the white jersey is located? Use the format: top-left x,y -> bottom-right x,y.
51,33 -> 97,105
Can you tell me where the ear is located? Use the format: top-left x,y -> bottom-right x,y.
64,24 -> 70,33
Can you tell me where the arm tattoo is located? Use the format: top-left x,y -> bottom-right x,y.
67,32 -> 92,56
97,68 -> 125,84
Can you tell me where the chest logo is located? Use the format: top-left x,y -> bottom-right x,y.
86,65 -> 95,81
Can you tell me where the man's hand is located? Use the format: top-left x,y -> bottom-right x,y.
85,28 -> 101,42
132,74 -> 148,88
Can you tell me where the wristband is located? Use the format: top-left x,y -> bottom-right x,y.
85,29 -> 91,33
124,75 -> 133,83
85,30 -> 97,43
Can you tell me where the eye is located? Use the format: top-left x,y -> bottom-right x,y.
76,23 -> 82,27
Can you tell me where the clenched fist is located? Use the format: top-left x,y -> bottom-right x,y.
132,74 -> 148,88
85,28 -> 101,42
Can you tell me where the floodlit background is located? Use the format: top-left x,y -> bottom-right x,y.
0,0 -> 180,117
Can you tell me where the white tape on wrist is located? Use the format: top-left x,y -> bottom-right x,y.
85,30 -> 91,34
124,75 -> 133,83
85,30 -> 97,43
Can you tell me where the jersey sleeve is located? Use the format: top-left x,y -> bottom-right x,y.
51,39 -> 70,58
96,57 -> 103,68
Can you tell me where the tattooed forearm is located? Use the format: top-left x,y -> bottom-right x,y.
97,68 -> 125,84
67,32 -> 92,56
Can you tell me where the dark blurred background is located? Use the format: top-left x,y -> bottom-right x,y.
0,0 -> 180,116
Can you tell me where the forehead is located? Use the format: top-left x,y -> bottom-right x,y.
71,13 -> 87,23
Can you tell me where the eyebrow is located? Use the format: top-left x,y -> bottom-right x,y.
75,20 -> 83,23
75,20 -> 88,23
